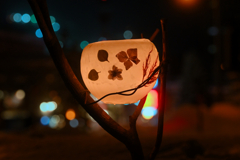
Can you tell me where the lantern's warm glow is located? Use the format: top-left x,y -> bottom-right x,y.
81,39 -> 159,104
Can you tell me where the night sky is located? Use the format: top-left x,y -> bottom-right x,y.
1,0 -> 240,76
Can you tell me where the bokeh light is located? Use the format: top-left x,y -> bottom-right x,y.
104,109 -> 109,115
50,16 -> 56,23
13,13 -> 22,23
52,22 -> 60,32
49,115 -> 60,128
40,116 -> 50,125
123,30 -> 133,39
48,101 -> 57,111
80,41 -> 89,49
40,102 -> 48,112
65,109 -> 76,120
124,100 -> 140,106
141,107 -> 157,120
69,119 -> 79,128
144,90 -> 158,108
98,37 -> 107,41
208,26 -> 219,36
40,101 -> 57,113
176,0 -> 200,7
15,89 -> 25,100
134,100 -> 140,106
153,79 -> 159,89
30,14 -> 37,23
21,14 -> 30,23
35,29 -> 43,38
59,41 -> 64,48
57,114 -> 66,129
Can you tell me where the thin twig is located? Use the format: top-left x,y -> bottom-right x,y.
149,28 -> 160,42
149,19 -> 168,160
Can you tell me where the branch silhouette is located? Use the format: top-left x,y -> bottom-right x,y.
28,0 -> 128,144
28,1 -> 164,159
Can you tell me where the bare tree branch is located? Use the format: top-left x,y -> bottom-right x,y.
130,95 -> 147,126
149,19 -> 168,160
28,1 -> 163,159
35,0 -> 55,34
149,28 -> 160,42
28,0 -> 128,144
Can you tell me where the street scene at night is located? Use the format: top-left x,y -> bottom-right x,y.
0,0 -> 240,159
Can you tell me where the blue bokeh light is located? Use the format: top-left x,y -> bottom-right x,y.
69,119 -> 79,128
52,22 -> 60,32
35,29 -> 43,38
50,16 -> 56,23
21,14 -> 30,23
153,79 -> 159,89
123,30 -> 133,39
134,100 -> 140,106
80,41 -> 89,49
141,107 -> 158,120
59,41 -> 64,48
40,116 -> 50,125
13,13 -> 22,23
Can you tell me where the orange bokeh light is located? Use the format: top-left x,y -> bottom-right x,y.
175,0 -> 199,7
65,109 -> 76,120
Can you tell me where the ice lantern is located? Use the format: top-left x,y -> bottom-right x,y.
80,39 -> 160,104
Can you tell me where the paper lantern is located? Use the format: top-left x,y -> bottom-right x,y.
80,39 -> 159,104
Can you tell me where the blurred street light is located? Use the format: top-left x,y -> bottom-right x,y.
175,0 -> 200,8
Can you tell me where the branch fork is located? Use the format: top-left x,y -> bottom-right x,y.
28,1 -> 168,159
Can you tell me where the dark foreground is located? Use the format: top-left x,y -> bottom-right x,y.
1,104 -> 240,160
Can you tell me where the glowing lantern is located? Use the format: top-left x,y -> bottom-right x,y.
81,39 -> 159,104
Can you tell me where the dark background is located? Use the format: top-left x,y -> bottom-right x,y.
0,0 -> 240,159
